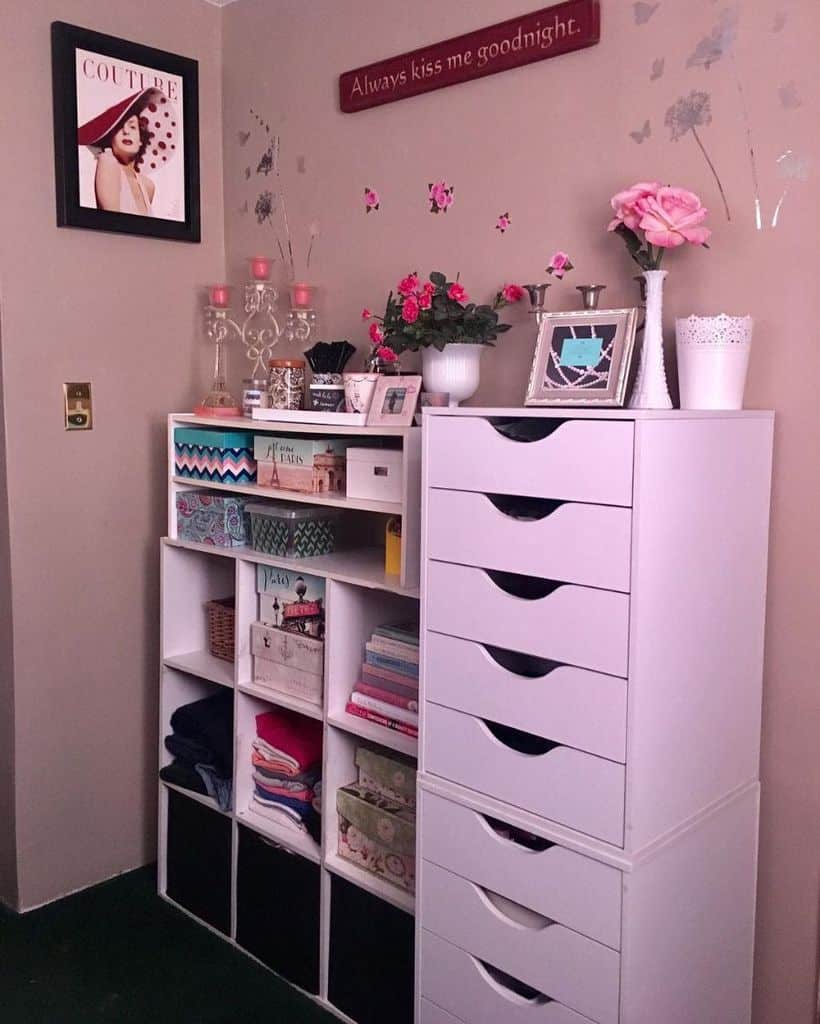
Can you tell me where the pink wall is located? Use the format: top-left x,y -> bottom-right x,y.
222,1 -> 820,1020
0,0 -> 224,909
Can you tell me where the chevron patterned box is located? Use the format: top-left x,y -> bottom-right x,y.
246,501 -> 341,558
174,428 -> 256,485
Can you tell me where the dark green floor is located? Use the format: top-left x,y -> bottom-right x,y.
0,865 -> 333,1023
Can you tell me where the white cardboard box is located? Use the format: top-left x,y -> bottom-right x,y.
346,447 -> 403,504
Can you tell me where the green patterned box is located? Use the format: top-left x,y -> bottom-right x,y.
337,782 -> 416,893
246,501 -> 341,558
355,746 -> 417,809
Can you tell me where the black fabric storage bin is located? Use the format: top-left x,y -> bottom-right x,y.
236,825 -> 321,994
165,789 -> 231,935
328,874 -> 414,1024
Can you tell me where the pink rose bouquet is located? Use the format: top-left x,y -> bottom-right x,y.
609,182 -> 711,269
363,271 -> 524,353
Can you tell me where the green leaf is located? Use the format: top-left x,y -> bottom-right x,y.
429,271 -> 446,287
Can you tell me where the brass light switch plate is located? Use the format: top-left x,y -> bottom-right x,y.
64,382 -> 92,430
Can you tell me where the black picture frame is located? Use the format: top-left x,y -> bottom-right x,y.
51,21 -> 200,242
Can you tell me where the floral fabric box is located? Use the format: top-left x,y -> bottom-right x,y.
336,783 -> 416,894
174,428 -> 256,485
175,491 -> 249,547
355,746 -> 417,809
253,435 -> 349,494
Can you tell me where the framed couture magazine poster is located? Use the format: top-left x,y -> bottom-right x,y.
51,22 -> 201,242
525,308 -> 638,406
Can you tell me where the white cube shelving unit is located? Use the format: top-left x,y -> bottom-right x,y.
159,413 -> 421,1021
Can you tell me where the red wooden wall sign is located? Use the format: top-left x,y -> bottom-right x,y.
339,0 -> 600,113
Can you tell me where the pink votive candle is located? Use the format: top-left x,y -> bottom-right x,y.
290,281 -> 314,308
249,256 -> 272,281
209,284 -> 231,308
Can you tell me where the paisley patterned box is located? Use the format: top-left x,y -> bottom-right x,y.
175,491 -> 248,547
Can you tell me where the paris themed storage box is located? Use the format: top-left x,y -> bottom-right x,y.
355,746 -> 417,809
247,502 -> 340,558
346,447 -> 403,504
251,623 -> 324,705
174,428 -> 256,485
255,567 -> 326,635
253,435 -> 349,494
336,783 -> 416,893
175,491 -> 249,547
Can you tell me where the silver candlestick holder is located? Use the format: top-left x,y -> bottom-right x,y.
576,284 -> 607,310
524,283 -> 552,326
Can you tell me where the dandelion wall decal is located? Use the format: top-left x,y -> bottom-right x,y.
771,150 -> 811,228
665,90 -> 730,220
256,143 -> 274,176
255,190 -> 274,225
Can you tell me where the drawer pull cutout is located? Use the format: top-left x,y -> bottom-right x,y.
487,417 -> 566,443
483,719 -> 560,756
485,569 -> 562,600
472,957 -> 551,1006
483,644 -> 560,678
481,813 -> 555,852
473,883 -> 554,931
486,494 -> 563,521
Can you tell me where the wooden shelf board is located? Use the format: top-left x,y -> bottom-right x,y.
237,680 -> 324,721
161,779 -> 228,816
172,412 -> 417,438
172,475 -> 403,516
236,806 -> 322,863
326,711 -> 418,759
162,537 -> 420,599
163,651 -> 235,688
323,850 -> 415,915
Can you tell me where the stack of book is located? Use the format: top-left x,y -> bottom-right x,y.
345,623 -> 419,739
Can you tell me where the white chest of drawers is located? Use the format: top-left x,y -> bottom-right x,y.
416,409 -> 773,1024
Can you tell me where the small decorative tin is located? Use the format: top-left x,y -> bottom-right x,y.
268,358 -> 305,410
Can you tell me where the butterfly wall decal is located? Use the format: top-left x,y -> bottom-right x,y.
630,120 -> 651,144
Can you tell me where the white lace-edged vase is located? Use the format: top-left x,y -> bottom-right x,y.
629,269 -> 673,410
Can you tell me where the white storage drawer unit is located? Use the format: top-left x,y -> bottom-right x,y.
418,409 -> 774,1024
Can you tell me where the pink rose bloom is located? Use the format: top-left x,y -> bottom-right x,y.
608,181 -> 663,232
375,345 -> 398,363
422,281 -> 435,296
361,307 -> 372,320
447,283 -> 468,303
547,250 -> 572,279
369,322 -> 384,344
397,273 -> 419,297
402,296 -> 420,323
502,283 -> 525,303
418,291 -> 432,310
365,188 -> 379,208
436,191 -> 454,210
638,187 -> 711,248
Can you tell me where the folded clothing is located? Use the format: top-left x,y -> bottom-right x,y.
255,709 -> 322,773
252,792 -> 321,843
254,774 -> 314,802
165,733 -> 213,766
160,761 -> 209,796
170,691 -> 234,777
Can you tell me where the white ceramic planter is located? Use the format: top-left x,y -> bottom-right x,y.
675,315 -> 753,410
422,344 -> 483,407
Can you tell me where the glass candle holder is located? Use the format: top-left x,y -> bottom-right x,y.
290,281 -> 315,309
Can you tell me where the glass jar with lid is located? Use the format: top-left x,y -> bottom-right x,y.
267,358 -> 306,410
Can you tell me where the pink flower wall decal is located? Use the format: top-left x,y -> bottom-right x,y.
364,187 -> 380,213
429,180 -> 455,213
496,212 -> 511,233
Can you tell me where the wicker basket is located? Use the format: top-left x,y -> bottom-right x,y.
206,596 -> 235,662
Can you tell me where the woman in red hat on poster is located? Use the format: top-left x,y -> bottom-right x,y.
77,87 -> 179,216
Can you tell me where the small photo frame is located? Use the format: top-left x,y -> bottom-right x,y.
525,308 -> 639,406
51,21 -> 200,242
366,375 -> 422,427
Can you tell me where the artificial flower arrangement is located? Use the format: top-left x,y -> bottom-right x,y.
362,272 -> 525,355
608,181 -> 711,267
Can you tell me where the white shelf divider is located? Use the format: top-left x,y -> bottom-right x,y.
163,651 -> 234,689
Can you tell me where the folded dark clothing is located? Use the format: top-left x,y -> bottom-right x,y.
165,733 -> 214,766
160,761 -> 210,796
170,692 -> 233,776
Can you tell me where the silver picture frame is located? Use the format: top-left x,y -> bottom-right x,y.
525,307 -> 639,406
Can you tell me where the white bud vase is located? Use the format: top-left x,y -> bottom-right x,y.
422,343 -> 483,407
629,269 -> 673,409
